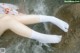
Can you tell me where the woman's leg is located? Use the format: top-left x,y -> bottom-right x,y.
0,22 -> 8,36
15,14 -> 69,32
7,19 -> 62,43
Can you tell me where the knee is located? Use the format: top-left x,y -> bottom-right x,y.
2,15 -> 14,22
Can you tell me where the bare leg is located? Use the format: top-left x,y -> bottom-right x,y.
7,19 -> 62,43
15,14 -> 40,25
7,19 -> 32,38
0,22 -> 8,36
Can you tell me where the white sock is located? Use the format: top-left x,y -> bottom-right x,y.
38,15 -> 69,32
30,30 -> 62,43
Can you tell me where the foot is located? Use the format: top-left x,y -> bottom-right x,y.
51,17 -> 69,32
38,15 -> 69,32
30,31 -> 62,43
37,35 -> 62,43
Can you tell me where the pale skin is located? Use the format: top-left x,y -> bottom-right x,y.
0,14 -> 43,38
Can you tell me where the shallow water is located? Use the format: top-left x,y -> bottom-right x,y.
0,0 -> 64,53
1,0 -> 80,53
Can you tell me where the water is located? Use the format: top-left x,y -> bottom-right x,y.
5,0 -> 54,53
0,0 -> 64,53
1,0 -> 80,53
